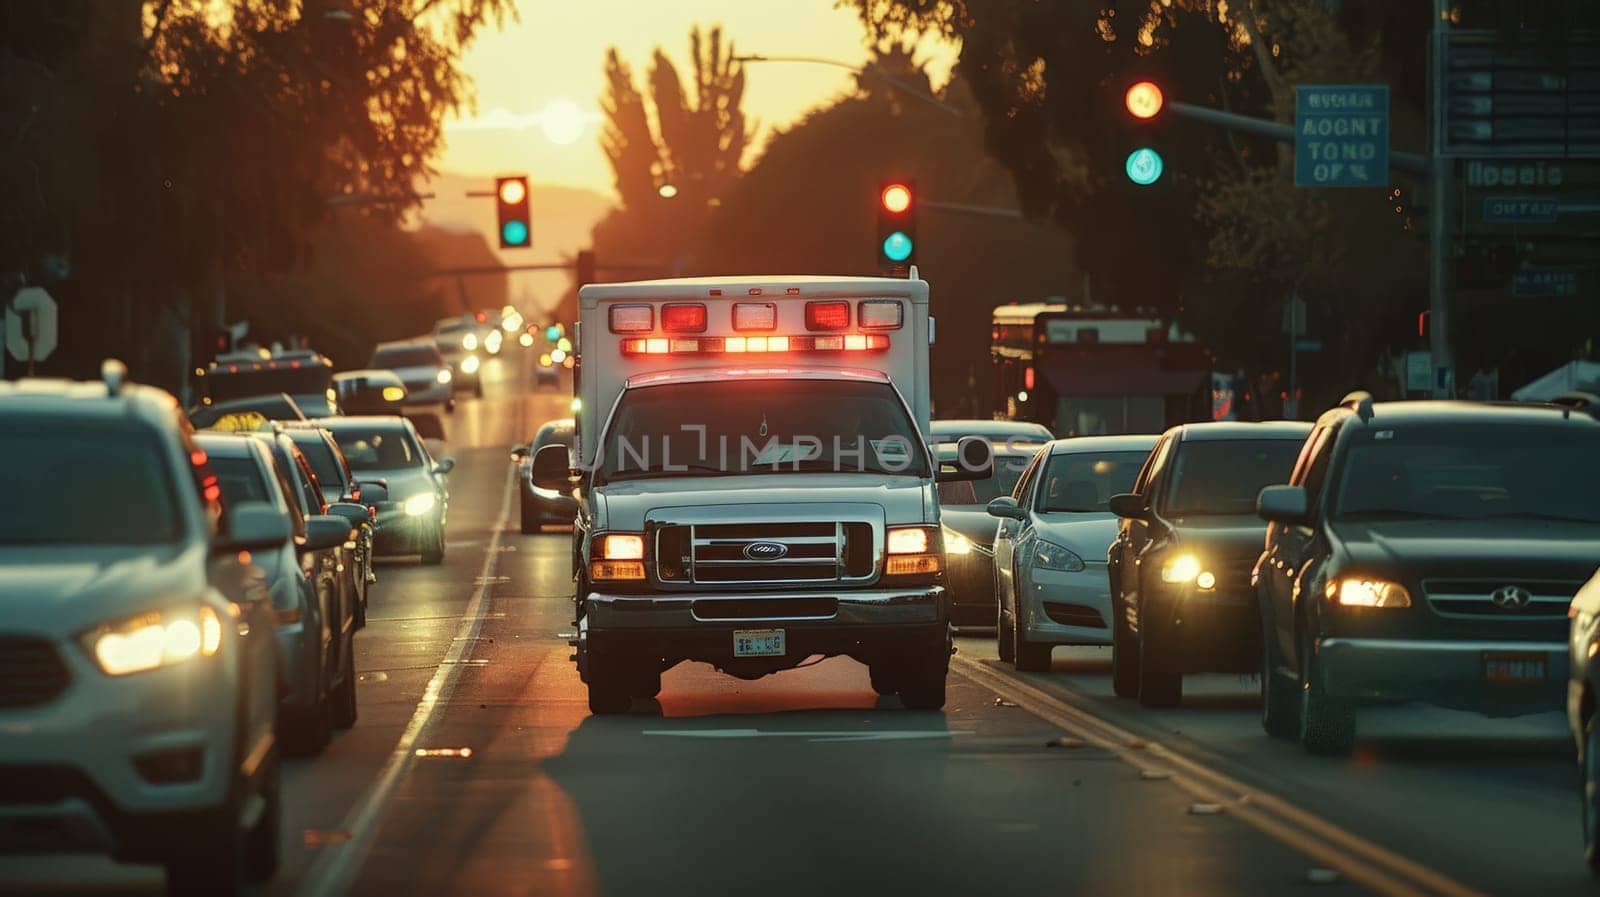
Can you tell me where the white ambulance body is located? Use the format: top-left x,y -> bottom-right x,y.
534,272 -> 990,715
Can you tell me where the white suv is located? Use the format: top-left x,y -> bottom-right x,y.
0,362 -> 288,897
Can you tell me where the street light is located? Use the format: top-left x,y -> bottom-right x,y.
733,53 -> 961,118
658,184 -> 679,199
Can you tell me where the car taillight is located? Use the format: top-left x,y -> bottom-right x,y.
805,301 -> 850,331
858,300 -> 904,330
732,302 -> 776,332
662,303 -> 707,333
608,304 -> 653,333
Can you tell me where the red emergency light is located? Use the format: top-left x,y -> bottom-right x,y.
661,303 -> 707,333
621,333 -> 889,356
805,301 -> 850,331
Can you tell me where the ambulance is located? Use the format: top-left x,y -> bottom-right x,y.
531,272 -> 992,714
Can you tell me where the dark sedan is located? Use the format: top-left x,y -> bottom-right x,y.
936,441 -> 1043,626
513,418 -> 578,533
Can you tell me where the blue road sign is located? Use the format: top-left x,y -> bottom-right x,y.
1295,85 -> 1389,187
1482,196 -> 1560,224
1512,267 -> 1583,297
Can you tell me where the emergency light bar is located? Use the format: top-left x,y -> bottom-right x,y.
621,333 -> 890,356
805,301 -> 850,331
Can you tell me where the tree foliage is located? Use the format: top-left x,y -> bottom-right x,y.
593,26 -> 751,272
1,0 -> 511,385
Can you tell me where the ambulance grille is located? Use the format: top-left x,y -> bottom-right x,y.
656,522 -> 874,585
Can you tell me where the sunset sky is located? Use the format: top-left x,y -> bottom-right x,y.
438,0 -> 959,195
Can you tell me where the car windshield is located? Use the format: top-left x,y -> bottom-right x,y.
209,455 -> 271,505
328,426 -> 419,471
936,452 -> 1032,504
1334,425 -> 1600,522
0,424 -> 182,545
205,367 -> 332,402
1037,450 -> 1149,512
371,347 -> 441,368
1165,439 -> 1303,516
597,379 -> 928,483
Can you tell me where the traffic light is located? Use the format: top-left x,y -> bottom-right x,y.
495,175 -> 531,249
876,179 -> 917,274
1122,80 -> 1166,187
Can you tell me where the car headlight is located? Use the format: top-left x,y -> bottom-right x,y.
1034,540 -> 1085,572
885,525 -> 943,576
81,605 -> 224,676
518,332 -> 535,348
436,368 -> 452,385
403,492 -> 438,516
1160,553 -> 1209,585
1327,577 -> 1412,608
485,331 -> 503,353
460,354 -> 481,375
462,333 -> 478,351
943,528 -> 973,555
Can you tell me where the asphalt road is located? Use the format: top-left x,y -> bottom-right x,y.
2,356 -> 1587,897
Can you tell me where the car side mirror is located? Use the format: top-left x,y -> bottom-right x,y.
220,502 -> 291,552
532,443 -> 573,491
327,501 -> 370,528
359,482 -> 389,505
986,496 -> 1026,520
432,456 -> 456,476
1108,493 -> 1147,520
937,435 -> 994,483
1257,485 -> 1309,525
304,515 -> 352,551
510,443 -> 530,463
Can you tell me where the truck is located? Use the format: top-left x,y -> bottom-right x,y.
531,272 -> 992,714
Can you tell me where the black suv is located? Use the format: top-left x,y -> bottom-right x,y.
1107,421 -> 1311,707
1257,394 -> 1600,756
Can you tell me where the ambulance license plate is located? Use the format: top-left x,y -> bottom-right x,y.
733,629 -> 786,657
1482,651 -> 1545,685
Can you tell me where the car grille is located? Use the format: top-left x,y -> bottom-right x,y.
1042,602 -> 1106,629
0,637 -> 71,708
1421,578 -> 1583,620
656,522 -> 875,585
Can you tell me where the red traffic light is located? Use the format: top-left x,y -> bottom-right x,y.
497,178 -> 527,205
1125,81 -> 1164,120
881,183 -> 912,214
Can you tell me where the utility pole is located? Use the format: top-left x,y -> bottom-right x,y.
1428,0 -> 1455,398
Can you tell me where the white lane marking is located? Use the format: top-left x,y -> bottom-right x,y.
296,465 -> 515,897
642,729 -> 973,742
952,655 -> 1486,897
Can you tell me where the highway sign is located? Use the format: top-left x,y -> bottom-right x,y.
1294,340 -> 1323,352
1294,85 -> 1389,187
1513,267 -> 1584,298
1405,351 -> 1432,393
1481,196 -> 1559,223
5,286 -> 58,364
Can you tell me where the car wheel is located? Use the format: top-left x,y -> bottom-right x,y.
1298,631 -> 1355,756
520,495 -> 539,534
281,651 -> 332,757
586,656 -> 633,715
1013,622 -> 1052,673
421,525 -> 445,565
1137,631 -> 1182,708
243,753 -> 281,882
1583,714 -> 1600,876
897,637 -> 950,710
868,664 -> 899,696
1111,595 -> 1140,699
164,770 -> 266,897
997,593 -> 1016,664
330,639 -> 358,729
1259,596 -> 1298,738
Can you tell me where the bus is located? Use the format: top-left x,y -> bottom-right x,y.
197,348 -> 339,417
991,303 -> 1211,436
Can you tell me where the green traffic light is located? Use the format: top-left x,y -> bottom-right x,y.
882,231 -> 913,263
545,324 -> 560,341
502,220 -> 529,246
1125,147 -> 1164,186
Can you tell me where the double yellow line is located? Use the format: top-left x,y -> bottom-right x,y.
952,655 -> 1486,897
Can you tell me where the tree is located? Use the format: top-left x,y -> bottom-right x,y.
693,49 -> 1078,415
592,26 -> 752,274
1,0 -> 512,386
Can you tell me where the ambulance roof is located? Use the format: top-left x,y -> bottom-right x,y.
581,274 -> 927,303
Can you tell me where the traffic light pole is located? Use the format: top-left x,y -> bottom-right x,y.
1428,0 -> 1454,398
1166,101 -> 1430,175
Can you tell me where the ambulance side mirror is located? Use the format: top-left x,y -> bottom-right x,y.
532,444 -> 573,491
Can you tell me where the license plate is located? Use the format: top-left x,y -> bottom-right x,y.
733,628 -> 786,657
1482,651 -> 1546,684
